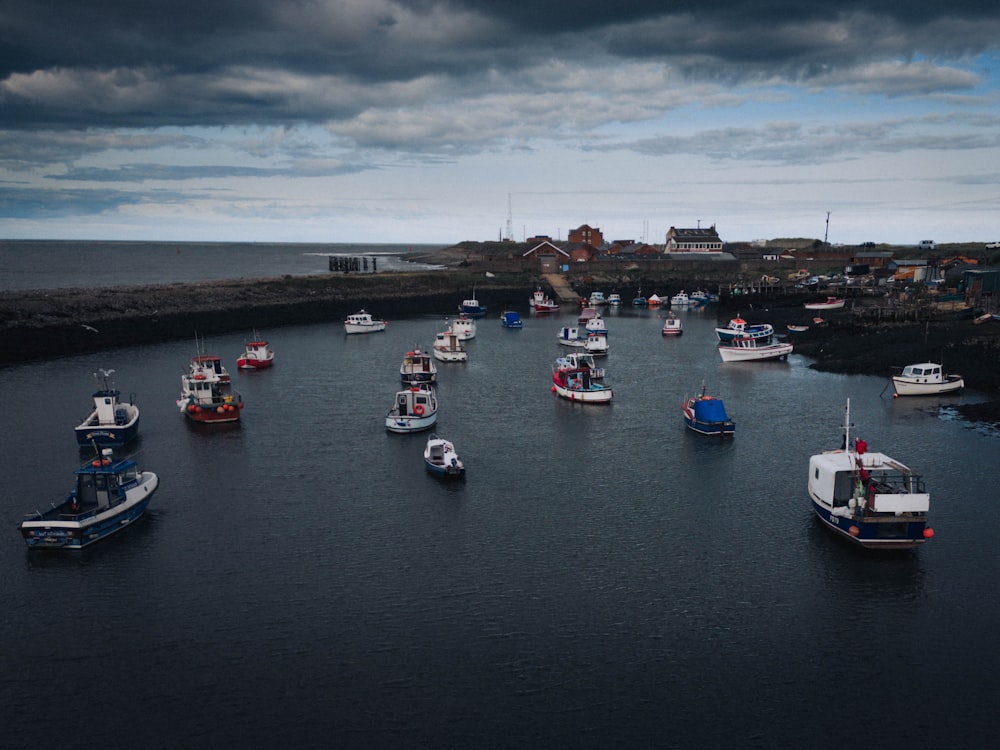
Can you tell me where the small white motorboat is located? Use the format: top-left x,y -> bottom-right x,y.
344,309 -> 387,334
423,434 -> 466,478
718,337 -> 793,362
891,363 -> 964,396
386,385 -> 438,433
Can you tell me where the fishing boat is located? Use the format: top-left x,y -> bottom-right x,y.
237,333 -> 274,369
584,315 -> 608,334
631,290 -> 646,307
177,353 -> 243,423
557,326 -> 586,348
804,297 -> 846,311
682,384 -> 735,436
661,313 -> 683,336
607,293 -> 622,307
578,306 -> 599,324
787,324 -> 810,333
891,362 -> 964,396
715,316 -> 773,342
500,310 -> 523,328
450,314 -> 477,340
670,291 -> 690,307
718,337 -> 793,362
584,332 -> 609,356
344,309 -> 387,334
808,399 -> 933,549
458,286 -> 488,317
689,290 -> 710,304
647,293 -> 663,308
20,447 -> 159,550
555,352 -> 605,379
399,347 -> 438,385
432,330 -> 468,362
551,365 -> 613,403
529,288 -> 559,312
423,434 -> 466,478
386,385 -> 438,433
74,368 -> 140,448
588,291 -> 607,306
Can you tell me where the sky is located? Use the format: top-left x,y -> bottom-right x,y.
1,1 -> 999,246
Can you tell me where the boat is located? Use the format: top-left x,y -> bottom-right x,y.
500,310 -> 523,328
386,385 -> 438,433
432,330 -> 468,362
423,434 -> 466,478
670,291 -> 690,307
557,326 -> 586,348
973,312 -> 993,325
578,306 -> 599,324
808,399 -> 933,549
584,332 -> 609,356
588,291 -> 606,306
177,353 -> 243,423
891,362 -> 964,396
551,366 -> 613,403
787,324 -> 810,333
584,315 -> 608,335
647,293 -> 663,308
399,347 -> 438,385
20,447 -> 159,550
555,352 -> 605,379
682,384 -> 735,436
715,316 -> 774,342
661,313 -> 683,336
344,309 -> 387,334
631,290 -> 646,307
458,286 -> 488,317
804,297 -> 846,311
529,288 -> 559,312
718,337 -> 793,362
237,333 -> 274,369
607,293 -> 622,307
689,290 -> 710,304
449,314 -> 477,340
74,368 -> 140,448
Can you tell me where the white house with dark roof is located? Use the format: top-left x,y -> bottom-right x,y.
665,225 -> 723,252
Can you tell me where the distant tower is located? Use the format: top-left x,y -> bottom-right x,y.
504,193 -> 514,242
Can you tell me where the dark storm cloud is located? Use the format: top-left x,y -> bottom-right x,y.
2,1 -> 997,130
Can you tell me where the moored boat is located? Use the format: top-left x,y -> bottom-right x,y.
450,314 -> 477,340
715,316 -> 773,342
432,330 -> 468,362
459,286 -> 488,317
804,297 -> 846,310
808,399 -> 933,549
551,365 -> 613,403
500,310 -> 523,328
584,332 -> 609,356
670,291 -> 690,307
74,368 -> 140,448
557,326 -> 586,348
20,447 -> 159,550
661,312 -> 683,336
682,383 -> 735,436
400,347 -> 438,385
344,309 -> 387,334
647,293 -> 663,308
555,352 -> 605,379
631,290 -> 646,307
529,288 -> 559,312
177,353 -> 243,423
423,434 -> 466,477
588,291 -> 606,306
718,337 -> 793,362
584,314 -> 608,334
386,385 -> 438,433
607,293 -> 622,307
891,362 -> 964,396
237,333 -> 274,369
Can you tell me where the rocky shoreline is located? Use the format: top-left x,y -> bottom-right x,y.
3,258 -> 999,425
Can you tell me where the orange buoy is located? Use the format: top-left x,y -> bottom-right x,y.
848,525 -> 860,537
923,527 -> 935,539
187,403 -> 197,413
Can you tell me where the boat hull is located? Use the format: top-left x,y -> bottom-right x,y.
237,357 -> 273,369
344,322 -> 386,334
552,383 -> 613,403
179,401 -> 242,423
810,498 -> 928,549
386,414 -> 437,433
718,342 -> 793,362
683,416 -> 734,436
74,414 -> 140,448
432,348 -> 467,362
892,376 -> 964,396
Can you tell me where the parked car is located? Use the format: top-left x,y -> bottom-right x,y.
987,241 -> 1000,249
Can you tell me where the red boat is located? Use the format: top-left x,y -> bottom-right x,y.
176,354 -> 243,423
237,336 -> 274,369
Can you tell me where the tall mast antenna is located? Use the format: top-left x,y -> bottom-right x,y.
824,211 -> 831,245
505,193 -> 514,242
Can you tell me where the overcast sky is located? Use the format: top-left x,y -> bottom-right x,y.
2,1 -> 998,245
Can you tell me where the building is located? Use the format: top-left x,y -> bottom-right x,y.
665,225 -> 723,252
521,240 -> 570,272
567,225 -> 604,246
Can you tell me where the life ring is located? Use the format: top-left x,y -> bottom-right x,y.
413,404 -> 425,416
193,373 -> 206,380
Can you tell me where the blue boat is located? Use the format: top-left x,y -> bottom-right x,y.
458,286 -> 488,317
423,434 -> 466,478
74,368 -> 140,448
715,315 -> 774,342
500,310 -> 523,328
682,384 -> 735,436
20,448 -> 159,549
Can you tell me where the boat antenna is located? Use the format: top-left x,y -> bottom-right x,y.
841,398 -> 854,450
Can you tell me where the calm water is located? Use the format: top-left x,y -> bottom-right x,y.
0,240 -> 444,291
2,299 -> 998,749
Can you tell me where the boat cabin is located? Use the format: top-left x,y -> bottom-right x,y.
899,363 -> 943,382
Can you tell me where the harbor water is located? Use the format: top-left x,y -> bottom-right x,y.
2,248 -> 999,748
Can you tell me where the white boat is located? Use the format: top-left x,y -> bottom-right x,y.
607,293 -> 622,306
344,309 -> 387,334
718,337 -> 793,362
74,368 -> 140,448
584,332 -> 609,356
449,314 -> 477,340
585,315 -> 608,334
689,290 -> 710,304
432,330 -> 468,362
551,366 -> 613,403
529,288 -> 559,312
399,347 -> 438,385
386,385 -> 438,433
808,399 -> 933,549
20,448 -> 159,550
423,434 -> 466,478
804,297 -> 846,310
891,362 -> 964,396
661,313 -> 682,336
557,326 -> 586,348
237,332 -> 274,369
555,352 -> 605,379
588,291 -> 606,306
670,291 -> 690,307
